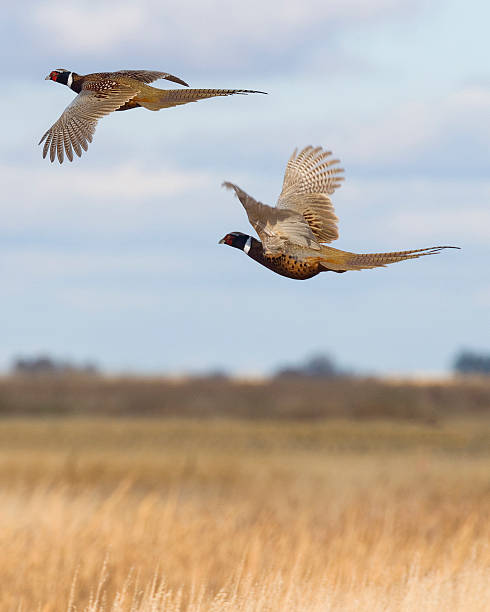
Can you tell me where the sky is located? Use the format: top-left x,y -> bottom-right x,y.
0,0 -> 489,376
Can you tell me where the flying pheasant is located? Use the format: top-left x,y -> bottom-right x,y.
219,146 -> 458,279
40,69 -> 265,163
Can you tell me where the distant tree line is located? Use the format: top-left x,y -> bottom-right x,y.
274,353 -> 345,378
453,350 -> 490,376
12,355 -> 98,376
276,349 -> 490,379
9,349 -> 489,379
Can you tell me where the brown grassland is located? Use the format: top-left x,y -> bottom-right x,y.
0,376 -> 488,611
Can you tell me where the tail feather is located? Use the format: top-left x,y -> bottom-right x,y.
139,88 -> 266,111
320,245 -> 459,271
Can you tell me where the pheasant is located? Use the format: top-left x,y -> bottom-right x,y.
40,69 -> 265,163
219,146 -> 458,279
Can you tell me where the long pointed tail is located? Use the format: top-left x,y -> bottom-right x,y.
320,245 -> 460,272
139,88 -> 266,111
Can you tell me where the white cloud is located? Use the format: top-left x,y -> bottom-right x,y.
389,209 -> 490,243
0,162 -> 210,201
1,249 -> 186,280
339,86 -> 490,168
333,176 -> 490,247
28,0 -> 419,66
0,162 -> 216,232
33,3 -> 144,51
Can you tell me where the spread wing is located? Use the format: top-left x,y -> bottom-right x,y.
277,146 -> 344,243
39,83 -> 137,163
110,70 -> 189,87
223,182 -> 321,256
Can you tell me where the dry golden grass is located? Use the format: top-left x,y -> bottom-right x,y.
0,417 -> 489,611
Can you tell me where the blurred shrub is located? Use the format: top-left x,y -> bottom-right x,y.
275,353 -> 342,378
11,355 -> 99,377
453,350 -> 490,376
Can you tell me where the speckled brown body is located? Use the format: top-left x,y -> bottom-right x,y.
247,238 -> 322,280
220,231 -> 456,279
67,72 -> 176,109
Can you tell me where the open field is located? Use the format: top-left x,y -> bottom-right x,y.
0,411 -> 489,611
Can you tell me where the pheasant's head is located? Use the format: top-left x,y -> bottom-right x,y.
219,232 -> 253,253
45,69 -> 72,86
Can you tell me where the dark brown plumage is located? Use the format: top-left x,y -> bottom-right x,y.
40,69 -> 265,163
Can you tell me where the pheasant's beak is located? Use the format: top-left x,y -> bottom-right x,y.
45,75 -> 51,80
218,237 -> 226,244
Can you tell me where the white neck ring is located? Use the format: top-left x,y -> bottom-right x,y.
244,236 -> 252,254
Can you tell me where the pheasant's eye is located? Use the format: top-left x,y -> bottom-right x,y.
50,71 -> 58,81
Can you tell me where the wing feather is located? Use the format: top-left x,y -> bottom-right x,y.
39,83 -> 137,163
223,182 -> 321,255
277,146 -> 345,243
110,70 -> 189,87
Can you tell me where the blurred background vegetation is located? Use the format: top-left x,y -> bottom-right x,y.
2,349 -> 488,421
